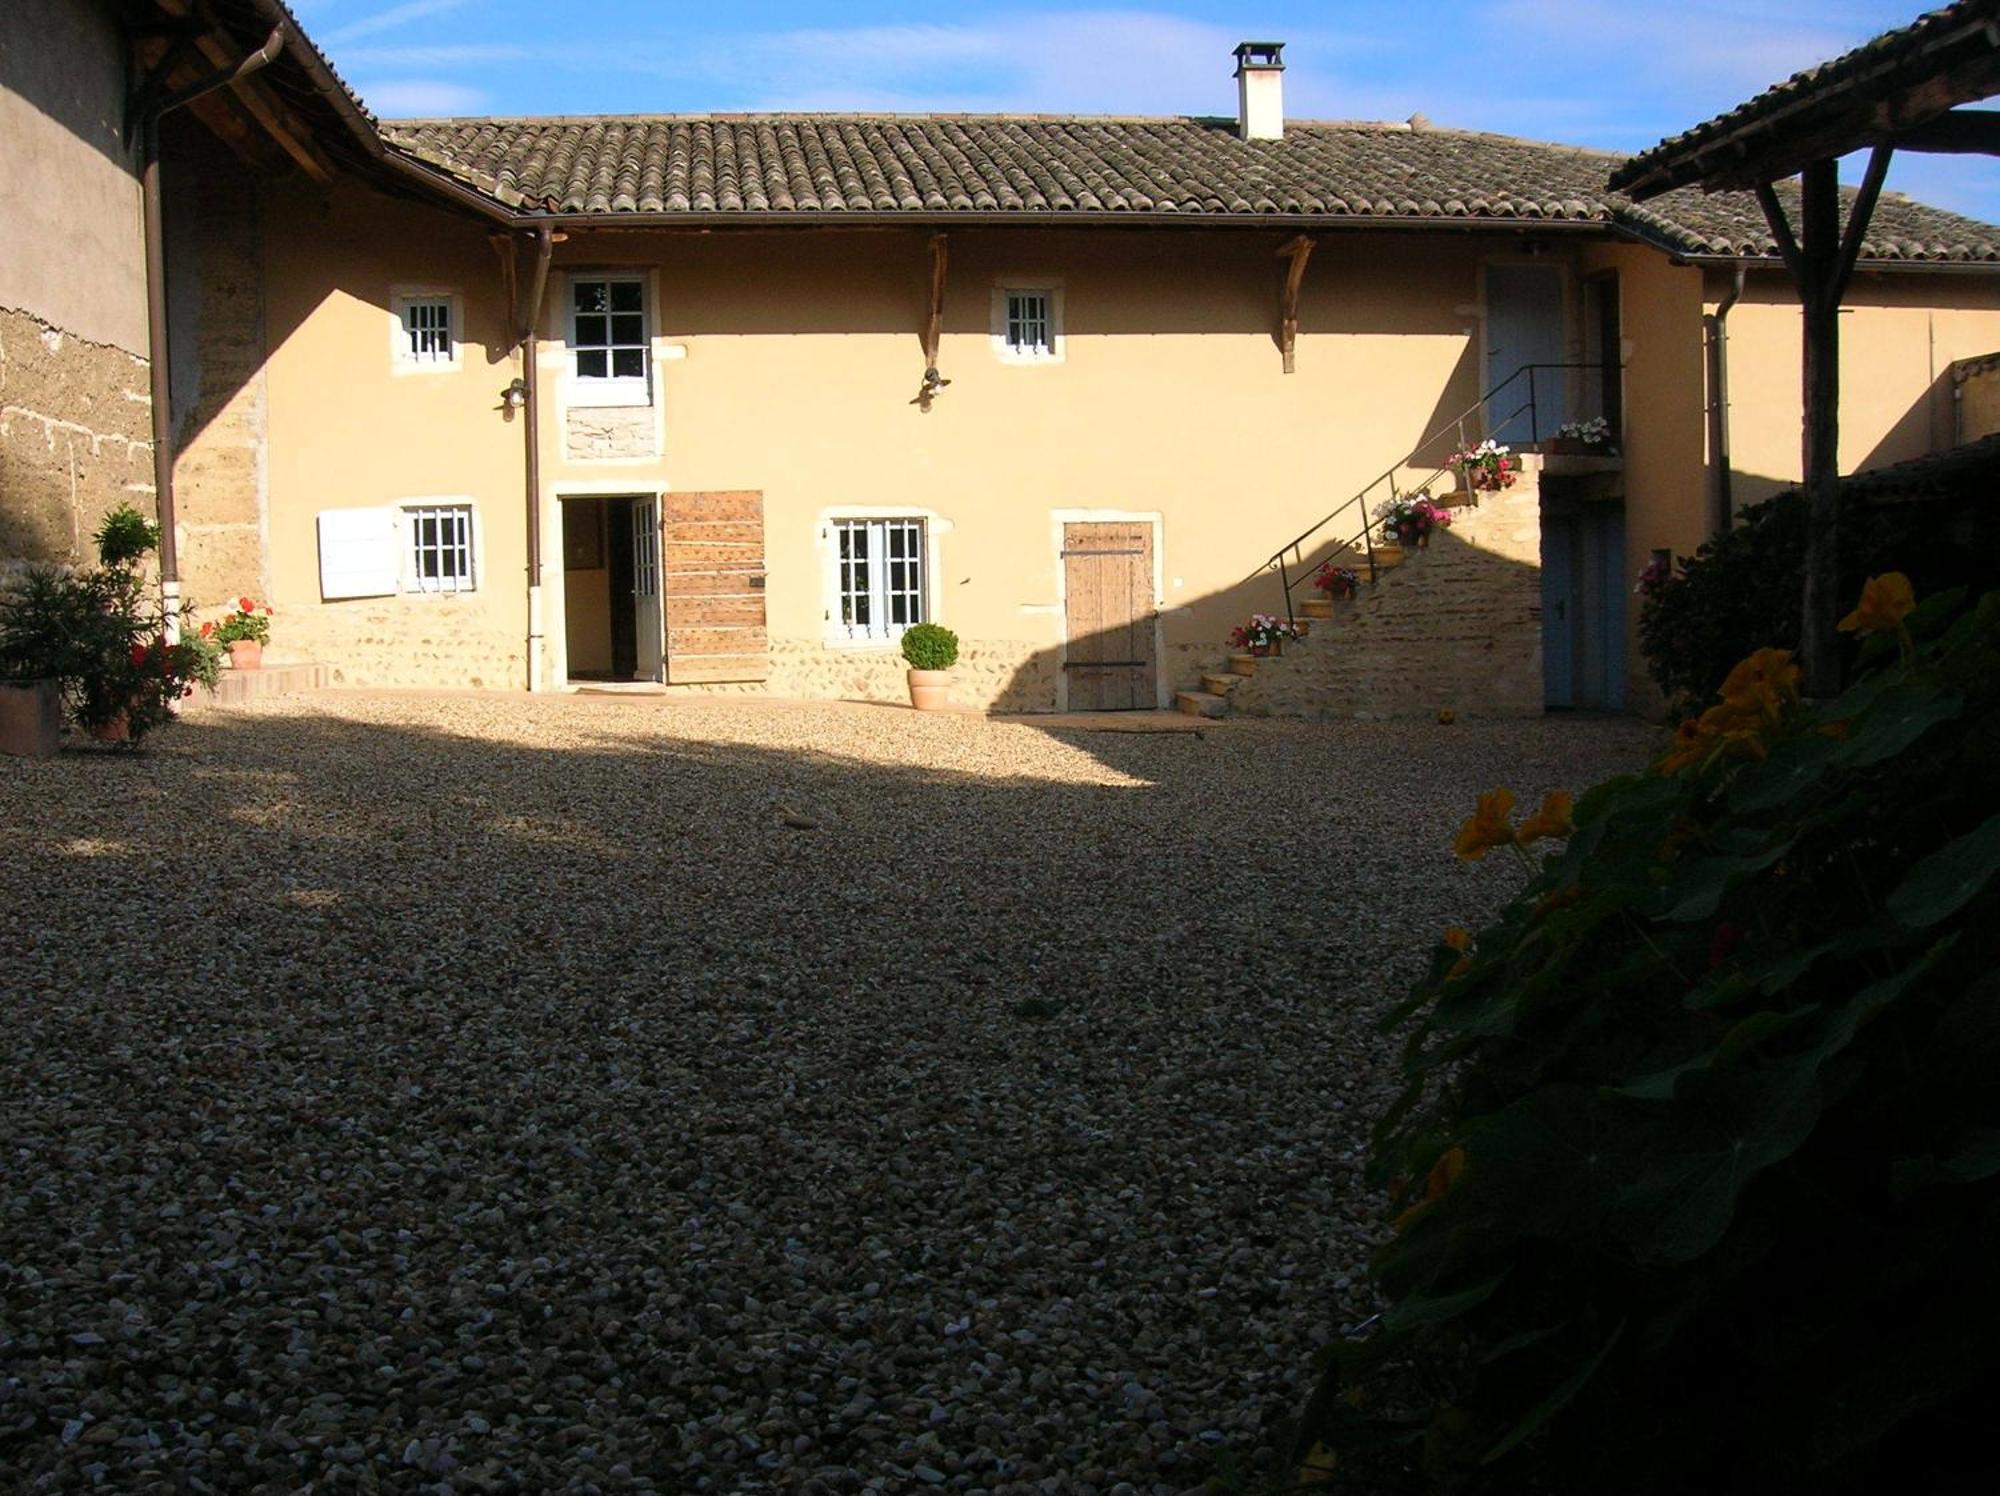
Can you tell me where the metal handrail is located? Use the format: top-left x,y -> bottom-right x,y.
1263,362 -> 1606,626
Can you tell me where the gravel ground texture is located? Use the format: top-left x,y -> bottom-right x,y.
0,694 -> 1653,1494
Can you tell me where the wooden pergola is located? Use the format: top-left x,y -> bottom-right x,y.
1611,0 -> 2000,696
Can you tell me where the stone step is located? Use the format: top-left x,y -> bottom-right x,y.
1200,672 -> 1242,695
1227,654 -> 1260,677
1433,488 -> 1478,509
1175,690 -> 1229,719
1300,598 -> 1335,619
205,661 -> 327,706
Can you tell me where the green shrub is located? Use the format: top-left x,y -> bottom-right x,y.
0,517 -> 211,743
1297,581 -> 2000,1494
92,503 -> 161,569
899,622 -> 959,671
1637,489 -> 1995,715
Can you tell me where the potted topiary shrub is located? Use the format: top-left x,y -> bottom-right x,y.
899,622 -> 959,711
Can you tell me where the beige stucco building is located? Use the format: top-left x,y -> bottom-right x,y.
10,6 -> 2000,718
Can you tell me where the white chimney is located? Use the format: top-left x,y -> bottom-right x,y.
1234,41 -> 1285,141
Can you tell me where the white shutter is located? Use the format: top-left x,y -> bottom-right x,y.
316,507 -> 400,600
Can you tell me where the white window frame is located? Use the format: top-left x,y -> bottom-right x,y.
566,273 -> 651,408
825,515 -> 931,645
990,280 -> 1065,364
391,289 -> 461,373
400,500 -> 479,595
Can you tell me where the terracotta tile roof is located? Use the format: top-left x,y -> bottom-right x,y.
1611,0 -> 2000,197
377,114 -> 2000,264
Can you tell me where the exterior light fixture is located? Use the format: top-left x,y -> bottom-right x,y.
501,377 -> 528,413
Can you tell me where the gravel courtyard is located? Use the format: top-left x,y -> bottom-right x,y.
0,695 -> 1650,1494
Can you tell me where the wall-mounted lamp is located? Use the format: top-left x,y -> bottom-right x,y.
500,377 -> 528,418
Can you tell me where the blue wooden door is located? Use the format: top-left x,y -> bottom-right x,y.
1486,265 -> 1568,444
1542,512 -> 1578,709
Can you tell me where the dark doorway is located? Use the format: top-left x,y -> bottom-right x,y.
561,496 -> 641,682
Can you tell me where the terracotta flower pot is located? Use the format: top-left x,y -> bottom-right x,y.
90,711 -> 130,744
1249,644 -> 1273,658
906,668 -> 954,711
229,640 -> 264,671
0,679 -> 61,758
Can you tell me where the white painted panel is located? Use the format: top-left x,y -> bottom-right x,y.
316,507 -> 400,600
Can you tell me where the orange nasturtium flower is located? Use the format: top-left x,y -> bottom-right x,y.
1516,789 -> 1576,845
1838,572 -> 1915,637
1453,788 -> 1517,860
1718,647 -> 1800,720
1442,925 -> 1473,978
1392,1145 -> 1469,1233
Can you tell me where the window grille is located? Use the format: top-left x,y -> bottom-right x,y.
834,518 -> 925,640
406,504 -> 474,593
1004,290 -> 1053,356
400,298 -> 452,363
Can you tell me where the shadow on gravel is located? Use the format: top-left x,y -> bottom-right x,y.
0,705 -> 1648,1493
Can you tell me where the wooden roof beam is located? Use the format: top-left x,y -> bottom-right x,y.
151,0 -> 336,181
1892,106 -> 2000,153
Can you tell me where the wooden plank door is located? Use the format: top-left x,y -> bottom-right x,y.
1062,522 -> 1157,711
663,491 -> 768,683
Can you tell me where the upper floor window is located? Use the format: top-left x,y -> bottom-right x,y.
832,517 -> 926,642
393,292 -> 458,372
569,275 -> 650,406
991,283 -> 1064,364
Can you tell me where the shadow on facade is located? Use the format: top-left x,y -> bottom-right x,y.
991,515 -> 1559,719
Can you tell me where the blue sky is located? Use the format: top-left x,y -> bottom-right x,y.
292,0 -> 2000,222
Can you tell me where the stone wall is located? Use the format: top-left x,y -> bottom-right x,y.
1228,473 -> 1544,720
565,407 -> 657,461
763,637 -> 1058,712
280,592 -> 526,692
166,125 -> 268,614
0,305 -> 154,566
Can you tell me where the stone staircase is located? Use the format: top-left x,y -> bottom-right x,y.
1171,454 -> 1545,721
1174,543 -> 1409,717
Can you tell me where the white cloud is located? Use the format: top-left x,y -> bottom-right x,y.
357,77 -> 490,116
680,11 -> 1355,118
326,0 -> 477,46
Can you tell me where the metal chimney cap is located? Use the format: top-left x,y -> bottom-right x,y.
1233,41 -> 1285,73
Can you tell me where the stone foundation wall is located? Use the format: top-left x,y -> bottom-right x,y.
279,593 -> 526,692
0,304 -> 153,566
764,637 -> 1058,712
1229,477 -> 1544,720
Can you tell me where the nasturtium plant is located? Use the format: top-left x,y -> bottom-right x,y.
1295,580 -> 2000,1495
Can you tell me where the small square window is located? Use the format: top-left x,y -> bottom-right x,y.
404,503 -> 475,593
992,284 -> 1063,363
1006,291 -> 1052,357
393,294 -> 457,370
833,518 -> 926,641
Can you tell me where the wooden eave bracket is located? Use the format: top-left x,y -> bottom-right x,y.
912,232 -> 951,411
1278,233 -> 1316,373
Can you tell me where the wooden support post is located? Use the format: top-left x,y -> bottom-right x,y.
1277,234 -> 1315,374
1757,148 -> 1891,700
